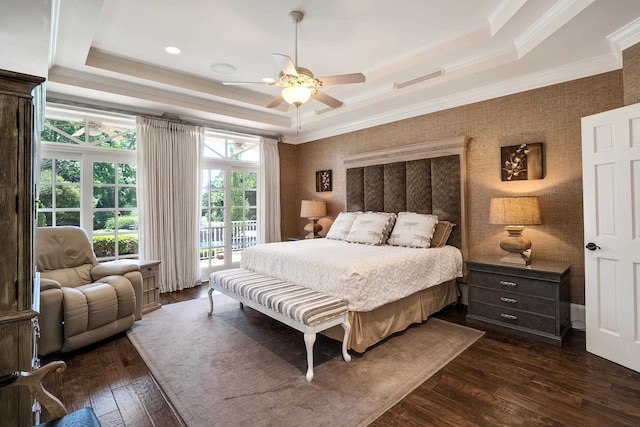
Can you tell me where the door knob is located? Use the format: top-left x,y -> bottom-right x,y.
585,242 -> 601,251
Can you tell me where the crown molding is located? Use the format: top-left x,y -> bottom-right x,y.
515,0 -> 595,58
285,53 -> 620,144
607,16 -> 640,59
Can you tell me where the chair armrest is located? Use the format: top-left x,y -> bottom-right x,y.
5,361 -> 68,420
91,260 -> 140,280
40,278 -> 62,291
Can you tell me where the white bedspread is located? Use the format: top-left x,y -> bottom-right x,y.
240,239 -> 463,312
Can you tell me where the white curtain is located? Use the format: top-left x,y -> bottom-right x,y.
136,117 -> 204,292
259,137 -> 281,243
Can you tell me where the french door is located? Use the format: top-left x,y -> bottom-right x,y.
200,164 -> 258,279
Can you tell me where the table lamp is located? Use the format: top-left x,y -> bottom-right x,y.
489,196 -> 541,265
300,200 -> 327,239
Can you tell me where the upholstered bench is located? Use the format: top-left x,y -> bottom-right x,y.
208,268 -> 351,382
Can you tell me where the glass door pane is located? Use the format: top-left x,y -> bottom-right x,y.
200,169 -> 226,274
200,167 -> 258,278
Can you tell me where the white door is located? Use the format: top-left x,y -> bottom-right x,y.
581,102 -> 640,373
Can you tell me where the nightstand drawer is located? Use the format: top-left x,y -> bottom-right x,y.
468,270 -> 556,298
469,301 -> 556,334
141,263 -> 159,277
469,286 -> 555,316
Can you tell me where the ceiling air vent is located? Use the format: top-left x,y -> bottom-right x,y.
394,69 -> 443,90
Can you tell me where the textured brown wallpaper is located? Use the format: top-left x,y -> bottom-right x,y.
280,71 -> 624,305
623,43 -> 640,105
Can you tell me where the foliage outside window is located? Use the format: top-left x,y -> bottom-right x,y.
92,161 -> 138,259
38,158 -> 81,227
41,116 -> 136,150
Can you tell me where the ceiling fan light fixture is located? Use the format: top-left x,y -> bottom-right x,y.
281,85 -> 314,106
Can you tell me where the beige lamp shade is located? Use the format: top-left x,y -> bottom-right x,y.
300,200 -> 327,239
489,197 -> 541,225
489,196 -> 541,266
300,200 -> 327,219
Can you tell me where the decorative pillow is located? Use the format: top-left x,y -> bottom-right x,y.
346,212 -> 397,245
387,212 -> 438,248
325,211 -> 361,240
430,221 -> 455,248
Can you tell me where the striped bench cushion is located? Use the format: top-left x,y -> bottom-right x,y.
210,268 -> 348,326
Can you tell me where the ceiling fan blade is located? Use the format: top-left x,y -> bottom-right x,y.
266,94 -> 285,108
313,90 -> 343,108
317,73 -> 366,86
222,81 -> 271,86
273,53 -> 298,76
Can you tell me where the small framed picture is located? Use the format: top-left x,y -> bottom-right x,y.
316,170 -> 332,192
500,143 -> 544,181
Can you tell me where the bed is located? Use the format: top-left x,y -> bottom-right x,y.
244,136 -> 469,352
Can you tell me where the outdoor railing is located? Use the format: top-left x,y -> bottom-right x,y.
199,220 -> 257,256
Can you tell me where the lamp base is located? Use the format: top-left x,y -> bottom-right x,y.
500,252 -> 531,266
304,219 -> 323,239
499,225 -> 532,266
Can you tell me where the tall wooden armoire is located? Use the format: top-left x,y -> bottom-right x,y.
0,69 -> 45,426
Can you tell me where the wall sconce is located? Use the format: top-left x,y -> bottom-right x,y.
300,200 -> 327,239
489,196 -> 541,265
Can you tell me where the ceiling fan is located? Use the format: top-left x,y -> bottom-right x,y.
223,10 -> 365,109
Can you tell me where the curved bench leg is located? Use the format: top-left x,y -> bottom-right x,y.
341,320 -> 352,362
304,332 -> 316,382
207,287 -> 214,316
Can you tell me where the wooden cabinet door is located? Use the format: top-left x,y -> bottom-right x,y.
0,69 -> 44,427
0,93 -> 19,314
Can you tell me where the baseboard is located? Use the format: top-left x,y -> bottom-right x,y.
570,303 -> 586,331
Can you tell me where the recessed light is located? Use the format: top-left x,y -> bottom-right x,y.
262,77 -> 275,84
165,46 -> 181,55
210,63 -> 237,74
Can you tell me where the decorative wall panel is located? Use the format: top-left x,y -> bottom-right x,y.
347,154 -> 462,248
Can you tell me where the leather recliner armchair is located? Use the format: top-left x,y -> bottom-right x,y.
36,226 -> 143,356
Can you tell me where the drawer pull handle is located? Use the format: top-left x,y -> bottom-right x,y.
500,280 -> 517,287
500,297 -> 518,304
501,313 -> 518,320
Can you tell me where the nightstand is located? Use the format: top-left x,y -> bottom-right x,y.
135,260 -> 161,314
465,256 -> 571,345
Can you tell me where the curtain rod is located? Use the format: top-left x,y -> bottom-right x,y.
46,98 -> 284,142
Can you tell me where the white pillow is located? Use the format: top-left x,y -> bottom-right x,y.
387,212 -> 438,248
347,212 -> 397,245
326,212 -> 360,240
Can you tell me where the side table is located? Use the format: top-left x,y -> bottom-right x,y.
135,260 -> 161,314
466,256 -> 571,345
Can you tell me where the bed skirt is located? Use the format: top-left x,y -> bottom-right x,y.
322,280 -> 460,353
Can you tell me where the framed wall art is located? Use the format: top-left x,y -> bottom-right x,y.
316,170 -> 332,192
500,143 -> 544,181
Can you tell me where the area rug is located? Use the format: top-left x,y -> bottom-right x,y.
127,295 -> 483,427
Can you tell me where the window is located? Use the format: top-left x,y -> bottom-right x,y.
91,161 -> 138,259
39,106 -> 262,269
39,106 -> 137,260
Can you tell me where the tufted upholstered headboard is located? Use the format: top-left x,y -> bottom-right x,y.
343,136 -> 469,257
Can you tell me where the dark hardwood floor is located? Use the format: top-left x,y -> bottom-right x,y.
41,285 -> 640,427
